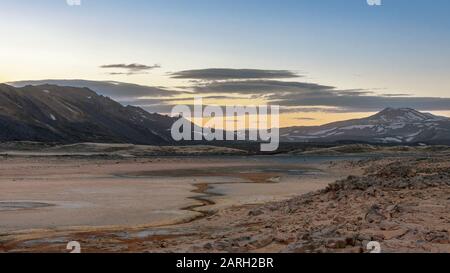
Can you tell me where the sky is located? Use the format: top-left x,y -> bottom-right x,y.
1,0 -> 450,127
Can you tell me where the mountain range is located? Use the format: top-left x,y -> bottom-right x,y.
0,83 -> 175,145
281,108 -> 450,144
1,83 -> 450,146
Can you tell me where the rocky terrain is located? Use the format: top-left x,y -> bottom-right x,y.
145,156 -> 449,253
289,143 -> 450,156
1,154 -> 448,253
273,157 -> 450,253
0,142 -> 247,157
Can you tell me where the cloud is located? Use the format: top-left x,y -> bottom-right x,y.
270,92 -> 450,112
10,68 -> 450,115
293,117 -> 317,121
180,78 -> 450,112
100,63 -> 161,75
170,68 -> 300,80
188,80 -> 334,95
140,104 -> 178,114
381,93 -> 411,97
9,79 -> 177,99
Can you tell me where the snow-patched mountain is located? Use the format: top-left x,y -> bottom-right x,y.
281,108 -> 450,144
0,83 -> 177,145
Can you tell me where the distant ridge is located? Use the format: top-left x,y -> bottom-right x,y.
2,83 -> 450,146
281,108 -> 450,144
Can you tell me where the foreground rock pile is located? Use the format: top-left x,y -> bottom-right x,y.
179,157 -> 450,253
138,157 -> 449,253
248,157 -> 450,253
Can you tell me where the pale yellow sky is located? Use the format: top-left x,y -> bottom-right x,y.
2,1 -> 450,128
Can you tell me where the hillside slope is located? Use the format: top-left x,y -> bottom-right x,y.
0,84 -> 176,145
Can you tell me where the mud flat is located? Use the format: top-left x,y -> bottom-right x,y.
0,153 -> 346,252
126,156 -> 448,254
3,148 -> 447,253
0,157 -> 262,232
